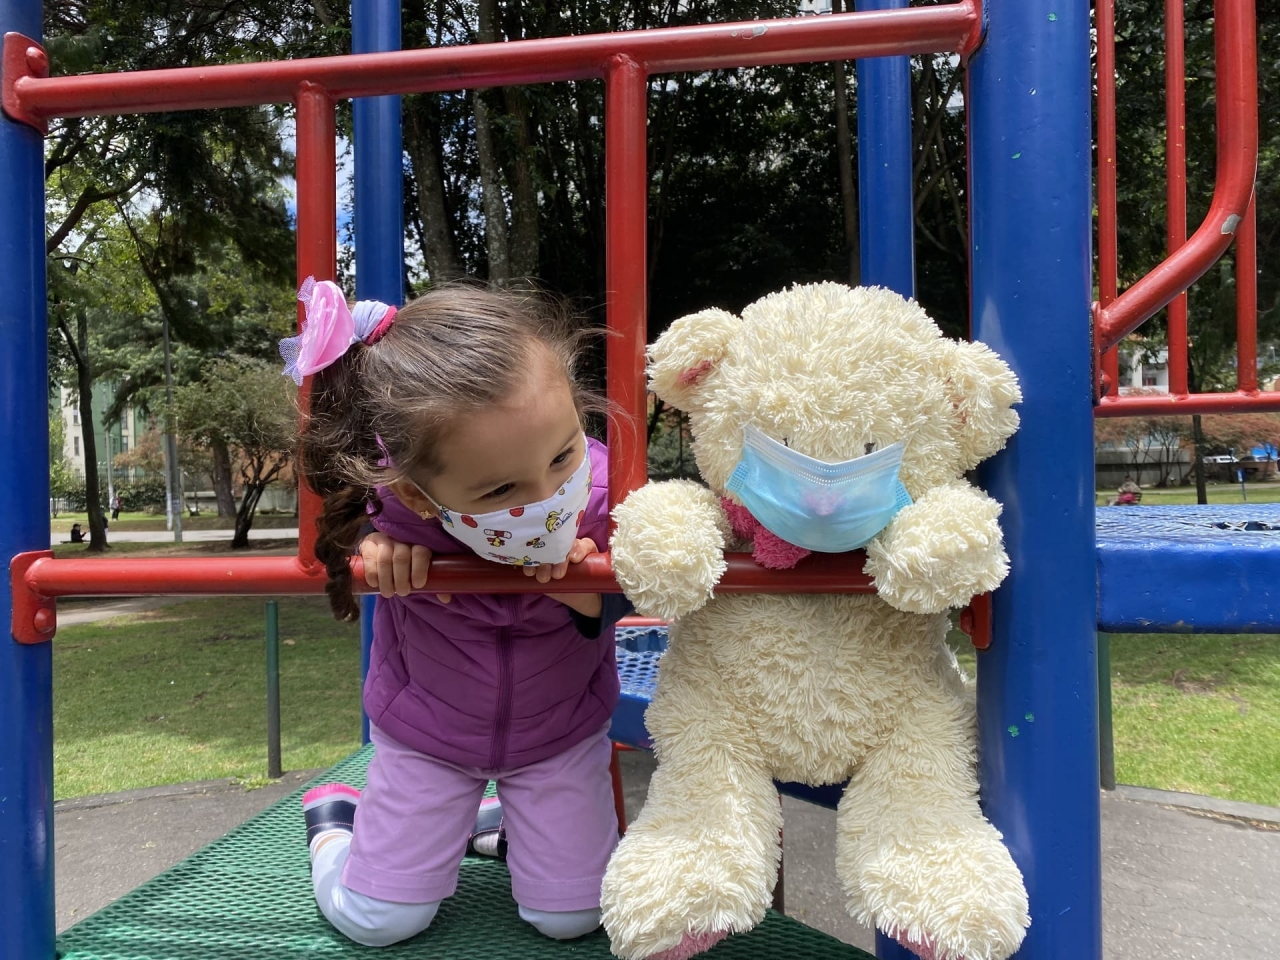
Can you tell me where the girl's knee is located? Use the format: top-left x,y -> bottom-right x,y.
326,886 -> 440,947
518,904 -> 602,940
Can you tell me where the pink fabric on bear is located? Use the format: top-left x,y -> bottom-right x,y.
650,930 -> 729,960
720,498 -> 812,570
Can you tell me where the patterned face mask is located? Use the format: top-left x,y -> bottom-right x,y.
409,439 -> 592,566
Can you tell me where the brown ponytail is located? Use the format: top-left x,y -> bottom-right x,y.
301,345 -> 385,620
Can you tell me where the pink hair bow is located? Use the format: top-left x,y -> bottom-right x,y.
279,277 -> 398,385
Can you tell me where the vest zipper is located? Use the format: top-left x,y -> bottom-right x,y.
488,597 -> 518,770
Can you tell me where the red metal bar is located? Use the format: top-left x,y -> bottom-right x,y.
1236,192 -> 1258,393
9,550 -> 55,644
0,31 -> 46,131
1096,0 -> 1120,396
19,552 -> 877,600
1094,0 -> 1256,356
294,84 -> 336,568
1095,390 -> 1280,416
604,56 -> 649,512
1164,0 -> 1189,396
4,6 -> 979,124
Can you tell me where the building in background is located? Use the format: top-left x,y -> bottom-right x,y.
55,385 -> 145,483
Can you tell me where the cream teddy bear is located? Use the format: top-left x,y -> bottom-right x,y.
601,283 -> 1029,960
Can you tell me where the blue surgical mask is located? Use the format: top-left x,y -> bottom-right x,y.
726,425 -> 913,553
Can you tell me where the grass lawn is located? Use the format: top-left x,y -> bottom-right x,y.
1106,631 -> 1280,807
1095,483 -> 1280,506
54,596 -> 361,800
951,628 -> 1280,808
56,595 -> 1280,808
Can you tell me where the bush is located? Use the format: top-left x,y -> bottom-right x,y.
116,478 -> 168,512
61,482 -> 88,512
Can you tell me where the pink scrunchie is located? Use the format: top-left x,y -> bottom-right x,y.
279,277 -> 397,385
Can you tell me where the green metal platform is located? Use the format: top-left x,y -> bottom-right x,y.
56,745 -> 875,960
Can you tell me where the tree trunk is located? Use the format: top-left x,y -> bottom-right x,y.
232,483 -> 265,549
473,0 -> 511,286
405,99 -> 463,282
1191,414 -> 1209,505
211,437 -> 237,517
75,311 -> 108,552
504,85 -> 540,282
831,0 -> 860,285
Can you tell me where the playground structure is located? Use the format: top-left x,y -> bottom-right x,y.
1,0 -> 1275,958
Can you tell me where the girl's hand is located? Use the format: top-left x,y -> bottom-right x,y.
360,532 -> 450,602
524,537 -> 598,584
539,538 -> 603,618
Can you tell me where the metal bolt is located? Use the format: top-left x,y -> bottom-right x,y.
25,46 -> 48,77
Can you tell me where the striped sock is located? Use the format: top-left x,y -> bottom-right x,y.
303,783 -> 360,858
467,796 -> 507,859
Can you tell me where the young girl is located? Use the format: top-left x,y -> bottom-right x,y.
286,279 -> 631,947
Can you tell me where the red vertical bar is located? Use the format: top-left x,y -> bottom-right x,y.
1237,192 -> 1258,393
604,57 -> 649,514
1096,0 -> 1120,395
295,83 -> 337,567
1165,0 -> 1188,396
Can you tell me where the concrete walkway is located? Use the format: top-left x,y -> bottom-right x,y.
54,750 -> 1280,957
52,527 -> 299,546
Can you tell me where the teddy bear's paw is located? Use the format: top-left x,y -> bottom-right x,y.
601,828 -> 769,959
610,481 -> 730,621
852,829 -> 1029,960
611,550 -> 723,621
865,485 -> 1010,614
866,534 -> 1009,615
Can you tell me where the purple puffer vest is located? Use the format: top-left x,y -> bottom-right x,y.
363,438 -> 619,771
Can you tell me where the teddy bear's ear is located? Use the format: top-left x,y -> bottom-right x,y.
940,339 -> 1023,469
648,308 -> 741,410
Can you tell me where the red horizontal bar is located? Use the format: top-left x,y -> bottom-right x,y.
1094,0 -> 1257,354
1095,390 -> 1280,417
6,4 -> 977,122
21,552 -> 876,599
618,616 -> 667,628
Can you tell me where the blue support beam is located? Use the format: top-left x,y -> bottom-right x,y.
855,0 -> 915,296
852,6 -> 917,954
352,0 -> 406,744
969,0 -> 1103,957
0,2 -> 54,957
1097,504 -> 1280,633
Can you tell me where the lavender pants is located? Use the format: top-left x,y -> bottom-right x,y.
311,723 -> 617,946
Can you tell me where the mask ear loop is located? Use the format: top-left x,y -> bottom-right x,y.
406,476 -> 447,522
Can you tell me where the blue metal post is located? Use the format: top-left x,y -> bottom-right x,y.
970,0 -> 1102,957
0,2 -> 54,956
855,0 -> 915,296
853,6 -> 917,955
352,0 -> 405,746
360,598 -> 375,744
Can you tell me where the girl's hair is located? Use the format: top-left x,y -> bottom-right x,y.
300,283 -> 604,621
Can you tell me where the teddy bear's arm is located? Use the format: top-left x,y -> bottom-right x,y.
863,480 -> 1010,615
609,479 -> 731,621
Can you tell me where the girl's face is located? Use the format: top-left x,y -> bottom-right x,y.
396,354 -> 584,517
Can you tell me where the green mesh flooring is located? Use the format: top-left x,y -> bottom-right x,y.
57,746 -> 874,960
